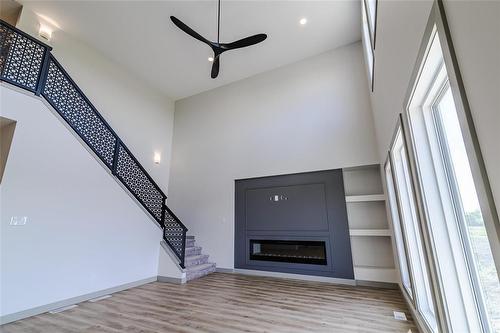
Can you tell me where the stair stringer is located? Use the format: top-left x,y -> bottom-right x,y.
159,241 -> 186,283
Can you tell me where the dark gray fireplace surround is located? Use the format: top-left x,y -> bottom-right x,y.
235,169 -> 354,279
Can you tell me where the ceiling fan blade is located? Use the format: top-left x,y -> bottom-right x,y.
211,56 -> 220,79
170,16 -> 211,45
221,34 -> 267,50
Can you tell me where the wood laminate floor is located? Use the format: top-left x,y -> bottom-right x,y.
1,273 -> 418,333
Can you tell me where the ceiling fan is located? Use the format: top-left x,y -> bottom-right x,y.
170,0 -> 267,79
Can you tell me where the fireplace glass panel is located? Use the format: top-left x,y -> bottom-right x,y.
250,240 -> 327,265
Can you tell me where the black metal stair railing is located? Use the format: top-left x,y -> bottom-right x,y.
0,19 -> 187,268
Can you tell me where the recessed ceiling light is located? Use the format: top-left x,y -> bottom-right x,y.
299,18 -> 307,25
208,56 -> 214,62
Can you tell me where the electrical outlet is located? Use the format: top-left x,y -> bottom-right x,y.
393,311 -> 407,321
10,216 -> 28,226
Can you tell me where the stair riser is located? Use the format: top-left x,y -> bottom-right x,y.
186,239 -> 195,248
186,265 -> 216,281
185,256 -> 209,268
185,247 -> 202,256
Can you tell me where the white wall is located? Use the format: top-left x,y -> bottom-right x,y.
0,7 -> 182,320
0,86 -> 161,319
370,0 -> 500,210
168,43 -> 379,268
16,7 -> 175,192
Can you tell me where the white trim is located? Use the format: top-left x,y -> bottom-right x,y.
401,284 -> 432,333
157,276 -> 186,284
349,229 -> 391,237
346,194 -> 385,202
48,305 -> 78,314
88,295 -> 112,302
0,276 -> 157,325
230,268 -> 356,286
356,280 -> 398,289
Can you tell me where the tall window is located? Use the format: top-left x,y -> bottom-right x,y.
361,0 -> 375,91
390,124 -> 438,332
364,0 -> 377,48
435,83 -> 500,331
385,159 -> 413,298
404,9 -> 500,331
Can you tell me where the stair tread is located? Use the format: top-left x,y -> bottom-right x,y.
186,262 -> 215,272
185,245 -> 202,250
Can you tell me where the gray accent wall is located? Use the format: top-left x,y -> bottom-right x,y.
235,169 -> 354,279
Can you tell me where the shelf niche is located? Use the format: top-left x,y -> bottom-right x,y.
343,164 -> 396,283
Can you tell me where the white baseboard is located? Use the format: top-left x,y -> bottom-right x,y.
157,275 -> 186,284
215,267 -> 235,273
219,268 -> 397,289
0,276 -> 157,325
356,280 -> 399,289
224,268 -> 356,286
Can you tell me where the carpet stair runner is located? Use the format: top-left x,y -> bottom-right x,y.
184,236 -> 216,281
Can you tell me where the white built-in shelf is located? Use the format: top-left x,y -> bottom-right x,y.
349,229 -> 391,237
345,194 -> 385,203
343,165 -> 396,284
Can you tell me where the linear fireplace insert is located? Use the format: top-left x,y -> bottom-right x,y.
250,240 -> 327,265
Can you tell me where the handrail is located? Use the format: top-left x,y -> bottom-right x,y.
0,19 -> 187,268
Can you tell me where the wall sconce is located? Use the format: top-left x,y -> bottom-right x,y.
154,152 -> 161,165
38,24 -> 52,41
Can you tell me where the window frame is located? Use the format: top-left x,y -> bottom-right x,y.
408,55 -> 487,330
402,0 -> 500,331
361,0 -> 375,92
406,1 -> 500,275
432,81 -> 495,330
363,0 -> 378,50
384,155 -> 415,300
389,114 -> 442,333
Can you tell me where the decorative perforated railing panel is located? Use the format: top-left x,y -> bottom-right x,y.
115,143 -> 164,222
0,22 -> 47,92
0,20 -> 188,267
43,58 -> 117,168
164,207 -> 187,261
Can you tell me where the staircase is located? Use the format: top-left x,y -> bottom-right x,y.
184,236 -> 216,281
0,19 -> 215,280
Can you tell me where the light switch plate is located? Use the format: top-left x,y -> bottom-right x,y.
10,216 -> 28,226
393,311 -> 407,321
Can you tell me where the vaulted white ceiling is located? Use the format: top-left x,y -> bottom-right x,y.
20,1 -> 361,100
